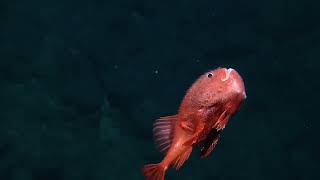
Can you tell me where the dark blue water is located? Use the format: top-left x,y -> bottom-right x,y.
0,0 -> 319,179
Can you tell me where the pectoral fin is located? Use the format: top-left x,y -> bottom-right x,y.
200,128 -> 221,158
213,110 -> 230,130
180,120 -> 195,132
183,122 -> 204,146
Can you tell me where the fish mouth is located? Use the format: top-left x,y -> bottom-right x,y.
221,68 -> 234,81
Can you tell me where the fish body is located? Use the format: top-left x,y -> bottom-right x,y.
142,67 -> 247,180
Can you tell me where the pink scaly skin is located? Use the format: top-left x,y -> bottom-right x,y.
142,67 -> 247,180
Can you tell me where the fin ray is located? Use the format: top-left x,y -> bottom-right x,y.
172,147 -> 192,170
200,129 -> 221,158
142,164 -> 166,180
153,115 -> 177,154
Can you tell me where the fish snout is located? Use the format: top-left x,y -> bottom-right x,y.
221,68 -> 234,82
228,68 -> 246,99
217,67 -> 246,99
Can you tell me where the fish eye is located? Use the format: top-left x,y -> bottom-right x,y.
207,73 -> 213,78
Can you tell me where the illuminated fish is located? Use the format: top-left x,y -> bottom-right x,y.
142,67 -> 247,180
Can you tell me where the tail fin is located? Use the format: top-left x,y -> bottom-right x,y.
142,163 -> 166,180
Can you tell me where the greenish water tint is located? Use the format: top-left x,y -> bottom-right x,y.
0,0 -> 319,180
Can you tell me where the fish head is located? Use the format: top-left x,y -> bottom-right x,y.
188,67 -> 246,108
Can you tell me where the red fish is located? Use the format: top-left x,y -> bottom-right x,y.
142,67 -> 247,180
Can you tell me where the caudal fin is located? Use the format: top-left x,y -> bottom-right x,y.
142,163 -> 166,180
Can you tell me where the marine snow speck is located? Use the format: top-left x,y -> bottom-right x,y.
142,67 -> 247,180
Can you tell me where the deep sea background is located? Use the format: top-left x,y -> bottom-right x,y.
0,0 -> 319,180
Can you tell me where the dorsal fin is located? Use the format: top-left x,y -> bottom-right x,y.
153,115 -> 177,154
